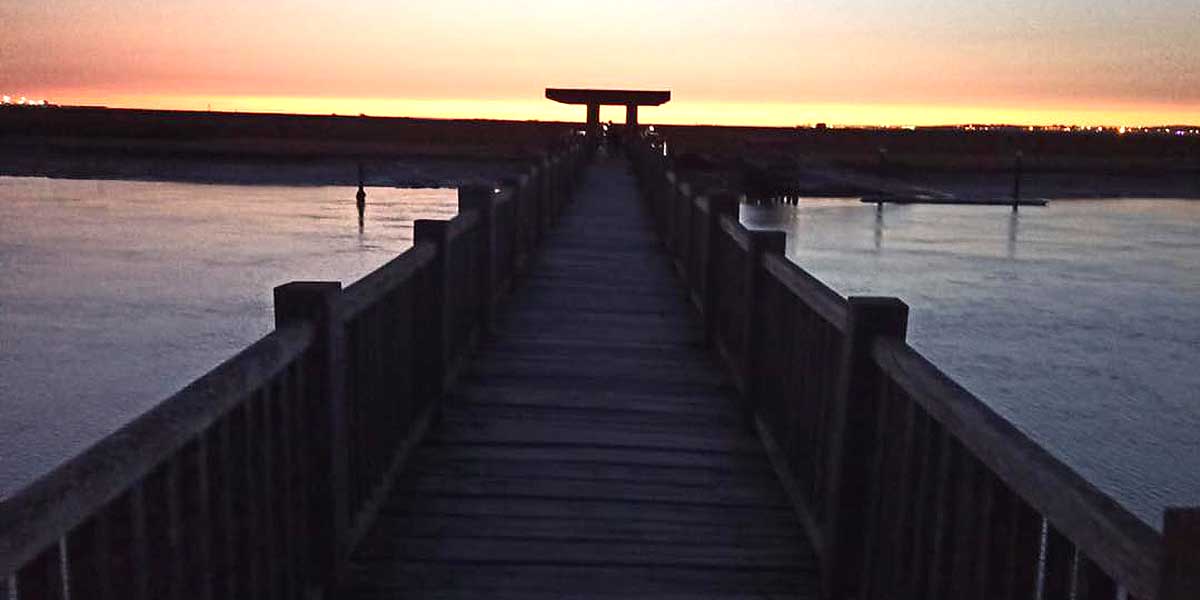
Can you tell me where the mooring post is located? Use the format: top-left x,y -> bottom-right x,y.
1012,150 -> 1024,212
1161,507 -> 1200,600
413,220 -> 452,397
459,185 -> 497,333
702,193 -> 740,347
825,296 -> 909,600
743,229 -> 788,427
273,281 -> 349,589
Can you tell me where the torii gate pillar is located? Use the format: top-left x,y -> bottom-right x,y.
546,88 -> 670,133
587,104 -> 601,131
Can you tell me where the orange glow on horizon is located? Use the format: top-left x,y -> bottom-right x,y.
40,92 -> 1200,129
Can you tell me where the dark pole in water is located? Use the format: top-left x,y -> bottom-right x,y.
356,162 -> 367,231
1012,150 -> 1023,213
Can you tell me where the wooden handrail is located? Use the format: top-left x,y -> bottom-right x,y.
718,214 -> 753,252
0,322 -> 315,576
760,253 -> 849,334
339,243 -> 437,322
871,336 -> 1163,598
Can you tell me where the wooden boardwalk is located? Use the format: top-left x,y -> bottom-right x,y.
341,157 -> 818,599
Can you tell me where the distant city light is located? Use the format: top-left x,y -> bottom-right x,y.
1,94 -> 49,106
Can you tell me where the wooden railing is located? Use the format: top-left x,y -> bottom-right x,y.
0,136 -> 592,600
629,136 -> 1199,600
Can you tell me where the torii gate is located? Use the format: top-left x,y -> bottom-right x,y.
546,88 -> 671,132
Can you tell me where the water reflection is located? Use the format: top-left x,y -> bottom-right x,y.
874,206 -> 884,252
1007,210 -> 1019,259
0,176 -> 457,498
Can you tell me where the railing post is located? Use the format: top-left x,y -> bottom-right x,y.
661,171 -> 677,247
513,172 -> 531,273
663,171 -> 679,253
702,193 -> 740,346
273,281 -> 348,591
825,296 -> 909,600
535,157 -> 549,242
1161,507 -> 1200,600
743,229 -> 787,426
458,185 -> 497,333
678,182 -> 694,282
414,220 -> 451,397
539,155 -> 554,236
552,154 -> 566,218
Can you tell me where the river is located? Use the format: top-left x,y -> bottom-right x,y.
0,176 -> 456,498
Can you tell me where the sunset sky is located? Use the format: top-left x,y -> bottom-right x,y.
2,0 -> 1198,126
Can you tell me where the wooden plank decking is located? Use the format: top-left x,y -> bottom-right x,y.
341,157 -> 818,599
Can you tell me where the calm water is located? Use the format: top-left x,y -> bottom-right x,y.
0,177 -> 456,498
742,199 -> 1200,528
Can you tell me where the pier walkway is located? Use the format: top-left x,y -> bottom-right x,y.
3,137 -> 1195,600
341,158 -> 817,598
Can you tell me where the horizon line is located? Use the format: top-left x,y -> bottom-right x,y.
7,93 -> 1200,131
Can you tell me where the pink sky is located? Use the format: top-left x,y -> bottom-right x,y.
3,0 -> 1198,126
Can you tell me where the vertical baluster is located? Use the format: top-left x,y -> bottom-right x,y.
703,195 -> 738,347
214,417 -> 238,599
139,464 -> 175,599
413,221 -> 451,400
66,514 -> 109,599
244,397 -> 266,599
227,405 -> 253,597
972,471 -> 1000,600
926,433 -> 960,600
892,403 -> 928,594
353,315 -> 368,509
15,543 -> 64,600
875,392 -> 917,599
167,456 -> 187,600
459,185 -> 496,331
132,483 -> 151,600
950,452 -> 982,598
859,376 -> 897,600
1161,508 -> 1200,600
1076,555 -> 1118,600
261,384 -> 281,600
1001,496 -> 1042,600
1043,525 -> 1076,600
906,417 -> 942,599
289,361 -> 313,594
742,230 -> 787,427
192,437 -> 215,600
276,368 -> 297,599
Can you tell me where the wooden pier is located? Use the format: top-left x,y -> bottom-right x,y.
342,158 -> 815,598
2,134 -> 1198,600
